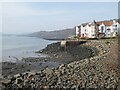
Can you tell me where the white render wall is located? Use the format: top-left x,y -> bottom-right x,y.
75,26 -> 79,36
81,25 -> 85,34
89,26 -> 96,38
98,23 -> 106,33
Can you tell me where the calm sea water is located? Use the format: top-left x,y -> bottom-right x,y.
0,35 -> 56,62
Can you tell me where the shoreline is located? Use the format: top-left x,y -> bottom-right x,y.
1,39 -> 119,89
1,41 -> 98,76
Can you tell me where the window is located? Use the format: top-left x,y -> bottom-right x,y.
113,25 -> 117,27
113,25 -> 117,30
101,26 -> 104,32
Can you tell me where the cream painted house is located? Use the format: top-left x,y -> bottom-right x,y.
75,19 -> 119,38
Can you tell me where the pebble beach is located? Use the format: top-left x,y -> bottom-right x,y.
0,39 -> 119,89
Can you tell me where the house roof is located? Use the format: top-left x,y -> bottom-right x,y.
96,20 -> 113,26
77,25 -> 81,28
81,23 -> 89,27
78,19 -> 119,27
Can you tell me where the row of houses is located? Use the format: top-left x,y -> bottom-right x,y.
75,19 -> 120,38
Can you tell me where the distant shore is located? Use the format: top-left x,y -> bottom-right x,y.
43,38 -> 65,41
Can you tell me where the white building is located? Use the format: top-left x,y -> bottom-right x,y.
75,26 -> 80,36
75,19 -> 119,38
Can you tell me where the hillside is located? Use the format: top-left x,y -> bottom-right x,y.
27,28 -> 75,40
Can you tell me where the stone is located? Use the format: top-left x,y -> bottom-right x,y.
35,72 -> 41,75
44,68 -> 53,75
15,77 -> 23,84
1,78 -> 11,85
43,85 -> 49,88
23,79 -> 29,86
48,77 -> 58,86
14,74 -> 22,78
27,74 -> 34,80
59,64 -> 65,69
0,75 -> 3,80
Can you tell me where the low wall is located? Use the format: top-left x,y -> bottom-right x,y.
60,40 -> 87,48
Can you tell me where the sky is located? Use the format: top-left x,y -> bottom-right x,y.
0,2 -> 118,34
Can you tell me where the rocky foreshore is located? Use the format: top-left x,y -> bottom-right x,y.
37,41 -> 98,62
2,41 -> 97,76
1,39 -> 119,89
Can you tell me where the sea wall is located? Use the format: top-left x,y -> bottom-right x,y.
40,41 -> 98,62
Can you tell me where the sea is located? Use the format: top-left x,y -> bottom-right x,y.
0,35 -> 56,62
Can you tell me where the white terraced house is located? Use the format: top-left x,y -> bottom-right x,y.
75,19 -> 120,38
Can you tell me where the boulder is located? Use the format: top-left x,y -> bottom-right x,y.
15,77 -> 23,84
